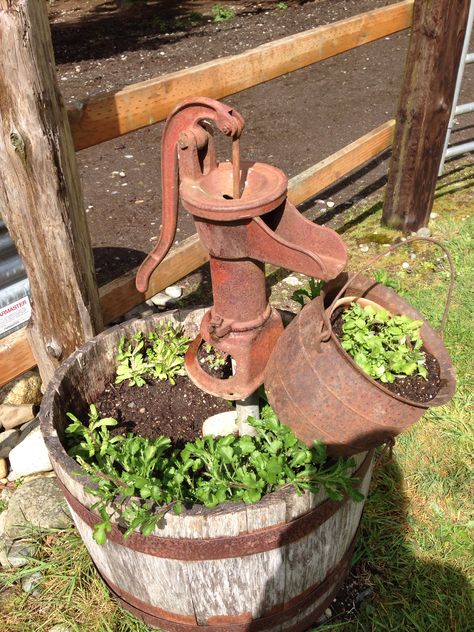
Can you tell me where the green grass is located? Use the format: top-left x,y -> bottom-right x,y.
1,171 -> 473,631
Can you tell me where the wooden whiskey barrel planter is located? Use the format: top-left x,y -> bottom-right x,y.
40,309 -> 374,632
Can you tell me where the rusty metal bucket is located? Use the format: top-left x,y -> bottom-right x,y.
264,272 -> 456,457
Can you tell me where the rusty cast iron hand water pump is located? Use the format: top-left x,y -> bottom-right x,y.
136,97 -> 347,401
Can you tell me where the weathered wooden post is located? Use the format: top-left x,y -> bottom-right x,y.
0,0 -> 103,385
382,0 -> 470,231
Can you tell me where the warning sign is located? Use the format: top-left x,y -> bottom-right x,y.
0,296 -> 31,337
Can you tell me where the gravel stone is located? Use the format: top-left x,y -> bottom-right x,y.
0,429 -> 20,458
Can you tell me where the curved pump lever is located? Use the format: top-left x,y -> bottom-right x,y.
135,98 -> 244,293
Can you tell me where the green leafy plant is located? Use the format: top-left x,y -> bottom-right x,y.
373,269 -> 401,292
212,3 -> 235,22
115,323 -> 190,387
340,302 -> 427,384
66,405 -> 362,544
203,342 -> 227,371
291,278 -> 324,307
276,2 -> 288,10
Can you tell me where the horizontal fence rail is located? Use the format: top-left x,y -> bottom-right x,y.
0,120 -> 396,386
68,1 -> 413,150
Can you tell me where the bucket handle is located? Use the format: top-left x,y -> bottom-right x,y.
318,236 -> 455,346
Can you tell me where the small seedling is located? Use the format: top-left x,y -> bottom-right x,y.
276,2 -> 288,10
212,3 -> 235,23
340,302 -> 427,383
203,342 -> 227,371
115,323 -> 190,387
291,278 -> 324,307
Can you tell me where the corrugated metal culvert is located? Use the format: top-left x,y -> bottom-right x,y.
0,220 -> 31,338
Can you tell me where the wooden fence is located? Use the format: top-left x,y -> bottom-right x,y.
0,0 -> 414,387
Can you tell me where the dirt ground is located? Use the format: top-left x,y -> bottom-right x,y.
49,0 -> 474,286
47,0 -> 474,287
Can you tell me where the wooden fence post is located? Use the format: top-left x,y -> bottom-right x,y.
382,0 -> 470,231
0,0 -> 103,385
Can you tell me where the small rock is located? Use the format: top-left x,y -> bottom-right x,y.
164,285 -> 182,299
0,371 -> 42,407
0,429 -> 20,458
149,292 -> 176,308
127,402 -> 136,409
49,626 -> 73,632
430,212 -> 439,219
402,262 -> 410,270
19,417 -> 40,441
119,171 -> 126,177
6,540 -> 36,567
283,276 -> 300,287
0,404 -> 35,430
325,608 -> 332,617
3,477 -> 71,540
139,407 -> 145,414
410,252 -> 417,260
417,226 -> 431,238
202,411 -> 239,437
359,244 -> 369,252
22,570 -> 43,595
8,426 -> 52,480
0,457 -> 8,479
326,201 -> 335,208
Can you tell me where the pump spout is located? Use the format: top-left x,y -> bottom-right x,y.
248,199 -> 346,281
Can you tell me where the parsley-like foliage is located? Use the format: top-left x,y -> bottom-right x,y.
340,303 -> 427,384
66,405 -> 363,544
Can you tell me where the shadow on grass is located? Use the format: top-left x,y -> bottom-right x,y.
318,455 -> 474,631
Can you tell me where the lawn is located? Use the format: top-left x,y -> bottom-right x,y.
1,162 -> 473,631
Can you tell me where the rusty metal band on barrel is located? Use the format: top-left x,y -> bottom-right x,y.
60,450 -> 372,561
100,530 -> 358,631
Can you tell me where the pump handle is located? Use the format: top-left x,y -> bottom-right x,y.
136,98 -> 244,293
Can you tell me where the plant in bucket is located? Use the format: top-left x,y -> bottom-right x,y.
39,98 -> 452,631
265,237 -> 456,457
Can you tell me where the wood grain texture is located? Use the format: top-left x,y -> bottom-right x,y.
41,311 -> 374,630
0,0 -> 103,386
67,1 -> 414,150
383,0 -> 470,230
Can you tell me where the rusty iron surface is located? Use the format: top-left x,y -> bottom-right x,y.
58,451 -> 373,561
135,97 -> 347,400
265,274 -> 456,456
99,532 -> 358,632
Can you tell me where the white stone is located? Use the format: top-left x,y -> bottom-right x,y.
0,429 -> 20,457
202,411 -> 238,437
326,201 -> 335,208
430,212 -> 439,219
164,285 -> 183,299
8,427 -> 52,480
325,608 -> 332,617
5,541 -> 35,567
149,292 -> 176,308
283,276 -> 300,286
0,404 -> 35,430
417,226 -> 432,238
49,626 -> 73,632
402,262 -> 410,270
359,244 -> 369,252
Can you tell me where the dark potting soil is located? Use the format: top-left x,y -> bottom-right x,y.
94,374 -> 231,446
331,310 -> 441,403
